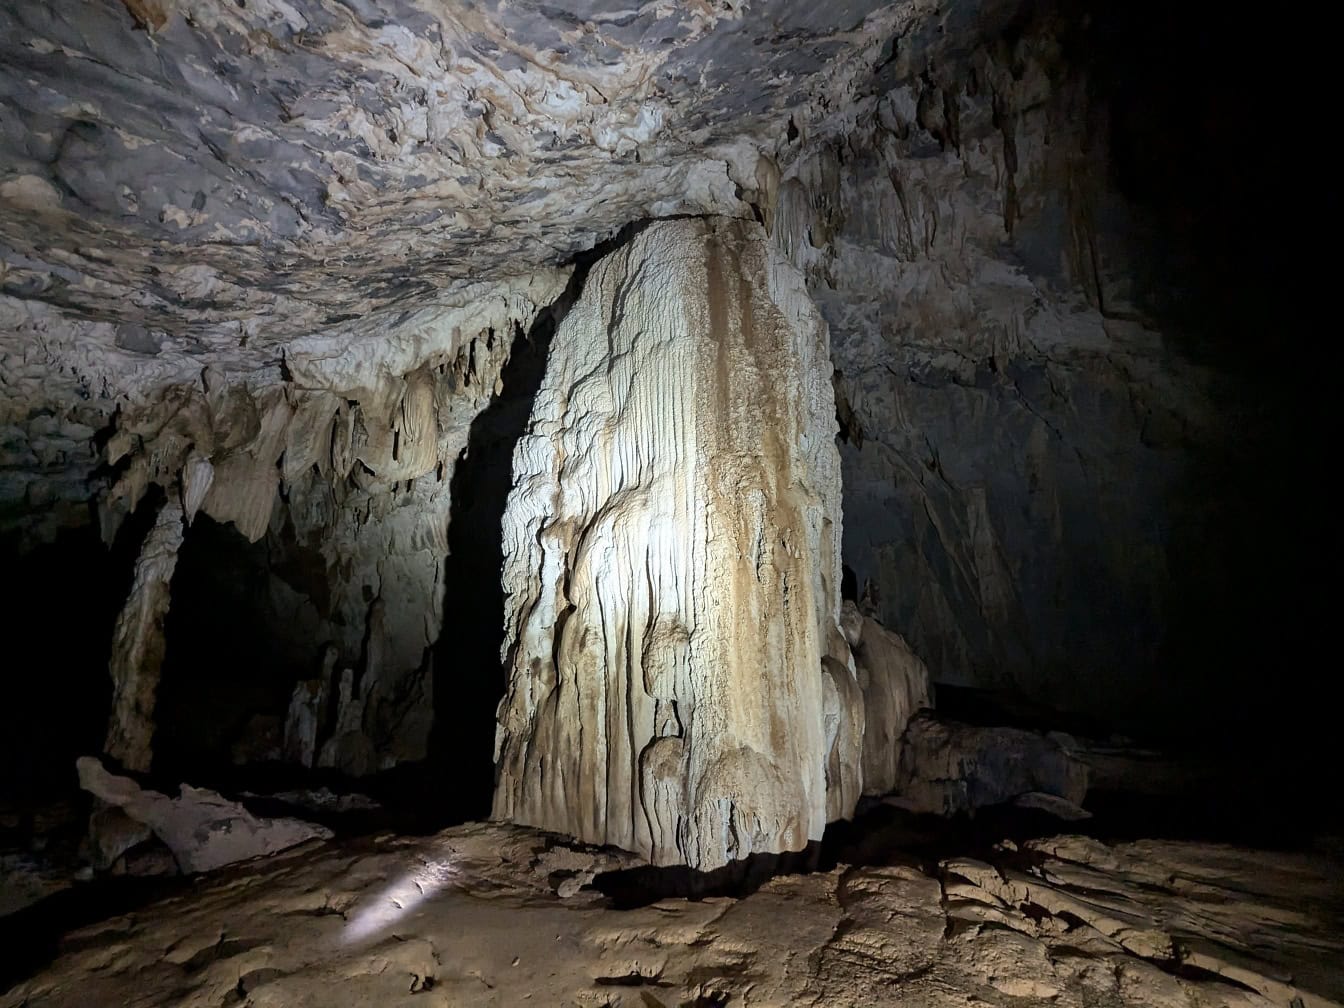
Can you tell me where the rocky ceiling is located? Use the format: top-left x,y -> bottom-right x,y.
0,0 -> 1015,386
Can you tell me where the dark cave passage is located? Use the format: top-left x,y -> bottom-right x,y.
428,320 -> 555,821
156,516 -> 296,782
0,495 -> 161,804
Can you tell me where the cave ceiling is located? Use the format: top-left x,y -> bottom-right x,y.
0,0 -> 1018,396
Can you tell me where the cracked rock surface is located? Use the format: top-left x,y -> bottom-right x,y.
4,821 -> 1340,1007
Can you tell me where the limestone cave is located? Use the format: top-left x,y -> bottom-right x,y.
0,1 -> 1338,1005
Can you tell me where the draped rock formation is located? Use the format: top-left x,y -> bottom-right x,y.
492,217 -> 856,870
840,601 -> 933,797
104,496 -> 184,772
95,277 -> 566,774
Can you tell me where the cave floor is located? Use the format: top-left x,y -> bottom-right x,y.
2,819 -> 1340,1008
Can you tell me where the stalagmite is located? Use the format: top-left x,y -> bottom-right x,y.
492,217 -> 856,870
104,497 -> 185,772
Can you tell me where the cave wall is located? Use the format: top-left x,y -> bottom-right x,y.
492,217 -> 858,870
91,275 -> 570,775
772,16 -> 1238,725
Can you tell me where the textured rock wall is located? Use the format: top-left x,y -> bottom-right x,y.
99,275 -> 568,773
493,217 -> 854,870
773,22 -> 1222,720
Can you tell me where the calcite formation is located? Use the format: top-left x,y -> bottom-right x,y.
840,601 -> 933,796
493,217 -> 857,870
104,496 -> 185,772
96,275 -> 567,774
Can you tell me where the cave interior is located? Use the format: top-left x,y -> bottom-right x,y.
0,1 -> 1338,1005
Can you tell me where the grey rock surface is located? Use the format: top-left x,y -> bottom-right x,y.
770,17 -> 1227,720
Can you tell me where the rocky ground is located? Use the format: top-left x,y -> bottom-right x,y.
3,820 -> 1340,1008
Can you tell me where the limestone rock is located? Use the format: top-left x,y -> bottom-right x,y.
891,712 -> 1089,817
844,602 -> 933,796
282,665 -> 330,769
104,496 -> 185,773
493,217 -> 850,870
75,757 -> 331,874
90,275 -> 565,775
772,24 -> 1226,724
85,804 -> 151,872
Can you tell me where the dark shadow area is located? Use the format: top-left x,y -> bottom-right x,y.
155,515 -> 295,781
427,317 -> 559,823
594,845 -> 823,909
1070,0 -> 1334,791
0,871 -> 188,992
0,493 -> 161,805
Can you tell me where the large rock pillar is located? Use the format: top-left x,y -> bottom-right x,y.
492,217 -> 855,870
105,496 -> 185,771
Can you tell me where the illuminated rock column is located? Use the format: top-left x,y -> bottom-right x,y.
105,496 -> 185,772
493,217 -> 857,870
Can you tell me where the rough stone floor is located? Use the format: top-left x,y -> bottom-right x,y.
3,822 -> 1340,1007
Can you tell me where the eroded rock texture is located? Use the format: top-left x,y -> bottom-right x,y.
493,217 -> 852,870
104,496 -> 184,772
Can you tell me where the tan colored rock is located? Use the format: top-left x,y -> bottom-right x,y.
493,217 -> 852,870
844,602 -> 933,796
6,821 -> 1342,1008
104,496 -> 184,773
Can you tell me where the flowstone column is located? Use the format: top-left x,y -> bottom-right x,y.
492,217 -> 859,870
105,496 -> 185,772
